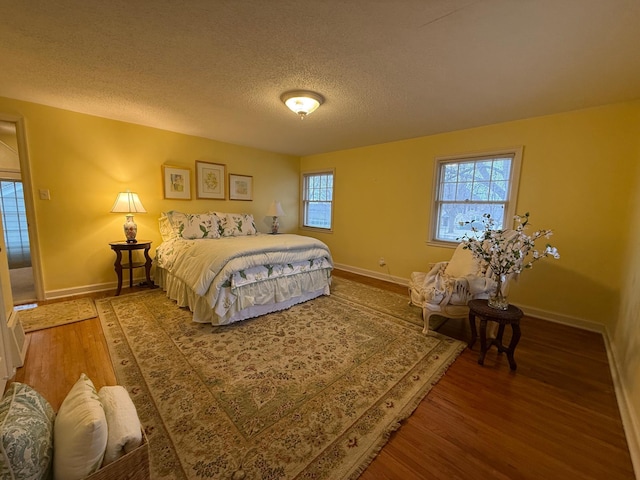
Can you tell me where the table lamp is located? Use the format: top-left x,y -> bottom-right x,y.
266,201 -> 285,234
111,190 -> 147,243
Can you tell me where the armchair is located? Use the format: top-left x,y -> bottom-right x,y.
409,243 -> 510,334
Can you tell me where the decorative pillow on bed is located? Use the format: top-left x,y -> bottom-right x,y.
158,214 -> 177,241
214,212 -> 258,237
166,211 -> 221,239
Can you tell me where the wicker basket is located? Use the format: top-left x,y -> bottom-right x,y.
85,431 -> 149,480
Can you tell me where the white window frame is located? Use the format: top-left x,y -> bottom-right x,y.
428,147 -> 523,247
300,169 -> 334,232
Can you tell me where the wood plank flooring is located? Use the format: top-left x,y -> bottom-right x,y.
8,271 -> 636,479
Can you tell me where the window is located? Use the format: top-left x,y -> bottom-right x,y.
0,180 -> 31,268
430,147 -> 522,245
301,170 -> 334,230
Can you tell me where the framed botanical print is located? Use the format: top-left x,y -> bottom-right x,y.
196,161 -> 226,199
229,174 -> 253,201
162,165 -> 191,200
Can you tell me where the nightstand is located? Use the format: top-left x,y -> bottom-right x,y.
109,240 -> 155,296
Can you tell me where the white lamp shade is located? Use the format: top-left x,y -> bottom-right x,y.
111,191 -> 147,213
266,201 -> 285,217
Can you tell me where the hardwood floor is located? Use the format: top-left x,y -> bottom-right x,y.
9,272 -> 636,479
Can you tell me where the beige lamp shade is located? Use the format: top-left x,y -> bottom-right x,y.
111,191 -> 146,243
110,191 -> 147,213
266,201 -> 285,217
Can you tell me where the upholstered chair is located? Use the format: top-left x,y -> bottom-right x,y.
409,243 -> 511,335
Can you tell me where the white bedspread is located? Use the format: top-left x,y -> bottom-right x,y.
156,233 -> 333,314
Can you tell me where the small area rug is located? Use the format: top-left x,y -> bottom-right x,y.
97,287 -> 465,480
18,298 -> 97,332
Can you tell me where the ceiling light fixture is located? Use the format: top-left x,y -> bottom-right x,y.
280,90 -> 325,119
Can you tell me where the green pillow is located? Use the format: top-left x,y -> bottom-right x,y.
0,382 -> 55,480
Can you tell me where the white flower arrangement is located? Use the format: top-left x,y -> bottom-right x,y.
459,212 -> 560,278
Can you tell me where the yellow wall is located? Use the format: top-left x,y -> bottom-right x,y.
612,109 -> 640,460
300,101 -> 640,328
0,97 -> 299,293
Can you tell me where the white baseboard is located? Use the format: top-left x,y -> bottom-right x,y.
510,304 -> 605,333
44,275 -> 148,300
333,263 -> 409,287
603,329 -> 640,479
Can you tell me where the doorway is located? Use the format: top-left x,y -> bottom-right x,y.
0,117 -> 42,305
1,179 -> 34,303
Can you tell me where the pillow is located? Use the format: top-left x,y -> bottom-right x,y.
444,243 -> 482,278
54,373 -> 108,480
0,382 -> 55,480
158,214 -> 177,241
98,386 -> 142,466
166,211 -> 220,239
214,212 -> 258,237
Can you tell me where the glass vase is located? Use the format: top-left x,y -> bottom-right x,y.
488,274 -> 509,310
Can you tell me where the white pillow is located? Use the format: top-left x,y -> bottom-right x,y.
53,374 -> 108,480
444,243 -> 482,278
98,386 -> 142,466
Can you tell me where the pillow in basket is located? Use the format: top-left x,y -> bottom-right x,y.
54,373 -> 108,480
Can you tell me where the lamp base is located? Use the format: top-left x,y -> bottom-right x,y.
271,216 -> 280,235
124,214 -> 138,243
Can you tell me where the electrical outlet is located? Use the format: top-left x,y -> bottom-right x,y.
378,257 -> 386,267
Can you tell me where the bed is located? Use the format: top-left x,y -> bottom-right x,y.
154,211 -> 333,325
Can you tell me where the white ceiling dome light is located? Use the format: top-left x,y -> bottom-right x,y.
281,90 -> 325,119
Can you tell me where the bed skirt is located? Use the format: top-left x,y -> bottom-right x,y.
155,266 -> 332,325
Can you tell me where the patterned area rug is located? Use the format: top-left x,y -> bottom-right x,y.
97,288 -> 465,480
18,298 -> 97,332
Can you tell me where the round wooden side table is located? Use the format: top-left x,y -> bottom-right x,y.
109,240 -> 155,296
468,298 -> 524,370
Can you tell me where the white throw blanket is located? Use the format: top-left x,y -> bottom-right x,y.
422,262 -> 496,307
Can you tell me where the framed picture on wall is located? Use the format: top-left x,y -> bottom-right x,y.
229,174 -> 253,201
162,165 -> 192,200
196,161 -> 226,199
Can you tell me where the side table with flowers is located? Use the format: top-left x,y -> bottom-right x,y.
460,212 -> 560,369
459,212 -> 560,310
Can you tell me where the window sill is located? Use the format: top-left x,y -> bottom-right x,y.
425,240 -> 458,249
300,226 -> 333,234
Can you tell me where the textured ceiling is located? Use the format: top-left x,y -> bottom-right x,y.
1,0 -> 639,156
